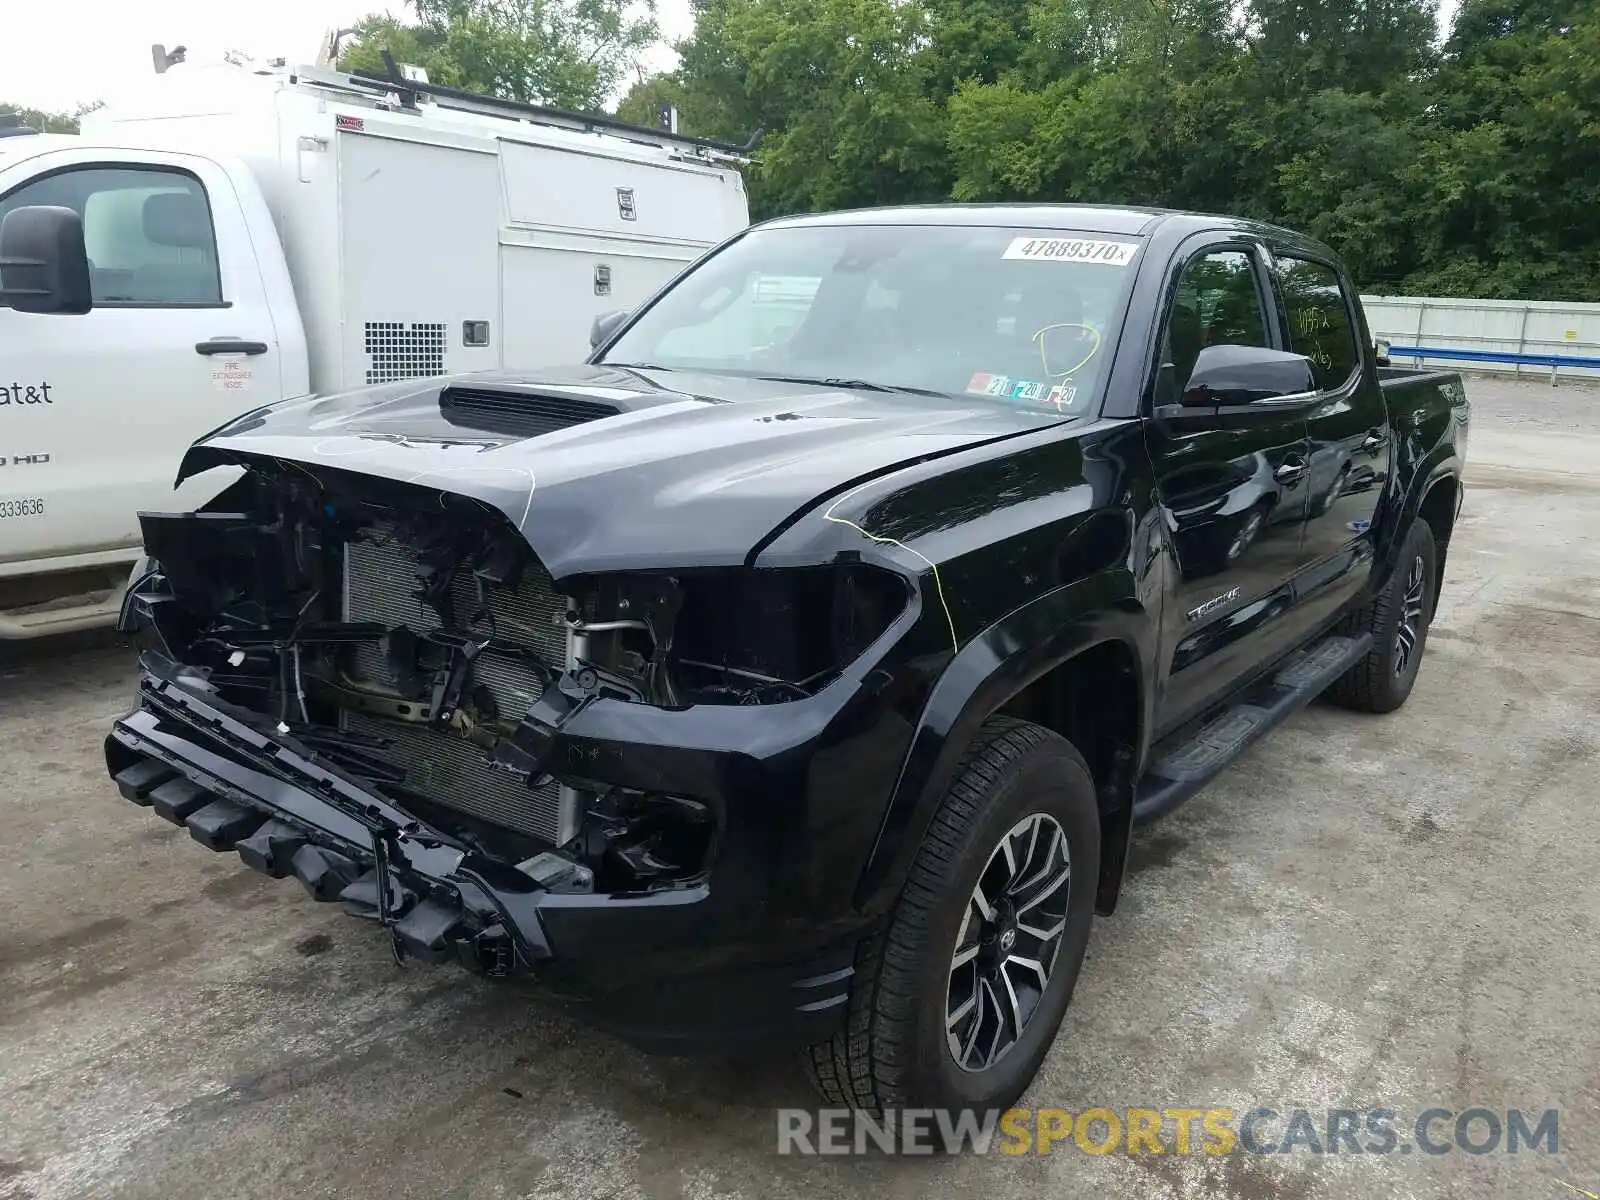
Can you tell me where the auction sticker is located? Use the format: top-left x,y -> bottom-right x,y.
1002,237 -> 1137,266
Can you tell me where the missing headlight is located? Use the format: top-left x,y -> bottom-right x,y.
563,563 -> 907,706
669,563 -> 909,705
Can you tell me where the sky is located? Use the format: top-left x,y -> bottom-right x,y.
4,0 -> 1463,117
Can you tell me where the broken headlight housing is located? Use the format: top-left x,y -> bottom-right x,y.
565,561 -> 911,708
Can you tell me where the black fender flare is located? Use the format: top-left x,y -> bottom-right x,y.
1373,445 -> 1463,597
852,567 -> 1158,919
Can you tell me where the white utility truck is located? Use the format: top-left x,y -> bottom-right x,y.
0,53 -> 751,637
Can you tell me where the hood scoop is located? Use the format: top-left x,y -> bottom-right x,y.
438,385 -> 620,439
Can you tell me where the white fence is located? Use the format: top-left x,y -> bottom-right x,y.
1360,295 -> 1600,382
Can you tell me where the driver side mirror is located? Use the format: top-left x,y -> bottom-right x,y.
0,205 -> 93,315
1182,344 -> 1315,407
589,308 -> 630,350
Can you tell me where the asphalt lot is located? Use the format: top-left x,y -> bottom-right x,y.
2,375 -> 1597,1200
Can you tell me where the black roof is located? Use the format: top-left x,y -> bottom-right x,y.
759,202 -> 1322,250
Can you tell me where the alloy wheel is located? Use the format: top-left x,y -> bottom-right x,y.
946,813 -> 1071,1072
1395,553 -> 1427,675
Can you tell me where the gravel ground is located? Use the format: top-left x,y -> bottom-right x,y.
1,377 -> 1596,1200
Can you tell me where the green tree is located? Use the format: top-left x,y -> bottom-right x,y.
1273,87 -> 1429,288
946,78 -> 1063,201
0,102 -> 98,134
1408,0 -> 1600,297
340,0 -> 659,111
1243,0 -> 1438,97
614,72 -> 687,128
923,0 -> 1033,95
1021,0 -> 1237,80
947,0 -> 1260,213
674,0 -> 951,216
492,0 -> 1600,299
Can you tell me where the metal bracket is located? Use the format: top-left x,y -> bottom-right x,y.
422,631 -> 487,727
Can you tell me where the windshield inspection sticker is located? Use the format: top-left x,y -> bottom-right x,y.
968,374 -> 1055,402
966,376 -> 1056,404
967,372 -> 1013,396
1003,237 -> 1137,266
1047,382 -> 1077,408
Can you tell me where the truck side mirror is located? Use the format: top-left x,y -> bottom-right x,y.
1182,344 -> 1315,407
589,309 -> 630,350
0,205 -> 93,315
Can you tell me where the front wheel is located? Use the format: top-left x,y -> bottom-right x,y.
805,717 -> 1099,1115
1326,519 -> 1437,713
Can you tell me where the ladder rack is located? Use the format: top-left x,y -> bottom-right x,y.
281,60 -> 757,167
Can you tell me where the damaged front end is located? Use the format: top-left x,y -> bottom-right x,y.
109,455 -> 911,1008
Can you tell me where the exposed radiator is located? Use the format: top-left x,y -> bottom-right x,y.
342,711 -> 567,841
341,524 -> 578,845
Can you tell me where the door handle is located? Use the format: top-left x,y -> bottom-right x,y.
1361,431 -> 1389,452
195,338 -> 268,356
1274,460 -> 1307,484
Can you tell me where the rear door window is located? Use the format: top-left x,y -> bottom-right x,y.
1271,256 -> 1359,391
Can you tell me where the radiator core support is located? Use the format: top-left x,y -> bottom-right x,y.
340,521 -> 588,847
557,622 -> 591,846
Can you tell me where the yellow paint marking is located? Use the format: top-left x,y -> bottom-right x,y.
1032,322 -> 1102,380
822,479 -> 960,656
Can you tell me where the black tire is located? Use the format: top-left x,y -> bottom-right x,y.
805,716 -> 1099,1115
1326,519 -> 1437,713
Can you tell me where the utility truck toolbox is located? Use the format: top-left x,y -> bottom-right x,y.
99,204 -> 1467,1115
0,51 -> 750,638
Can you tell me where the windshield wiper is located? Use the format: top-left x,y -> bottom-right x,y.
753,374 -> 954,398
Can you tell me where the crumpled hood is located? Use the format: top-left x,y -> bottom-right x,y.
180,365 -> 1070,579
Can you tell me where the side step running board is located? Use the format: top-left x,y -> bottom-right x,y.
1133,633 -> 1372,825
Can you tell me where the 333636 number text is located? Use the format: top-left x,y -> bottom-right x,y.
0,497 -> 45,518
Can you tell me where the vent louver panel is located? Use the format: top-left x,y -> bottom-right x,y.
438,387 -> 620,438
365,321 -> 446,384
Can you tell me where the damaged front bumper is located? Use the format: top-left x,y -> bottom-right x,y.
107,653 -> 861,1052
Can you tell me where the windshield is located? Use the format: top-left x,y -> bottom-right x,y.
597,222 -> 1144,415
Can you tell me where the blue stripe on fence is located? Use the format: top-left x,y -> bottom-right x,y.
1388,344 -> 1600,369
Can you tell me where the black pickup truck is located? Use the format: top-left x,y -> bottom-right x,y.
28,202 -> 1468,1114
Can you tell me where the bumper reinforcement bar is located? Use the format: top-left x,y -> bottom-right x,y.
107,654 -> 566,974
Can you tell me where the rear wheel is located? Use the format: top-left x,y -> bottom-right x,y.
805,717 -> 1099,1114
1326,519 -> 1437,713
